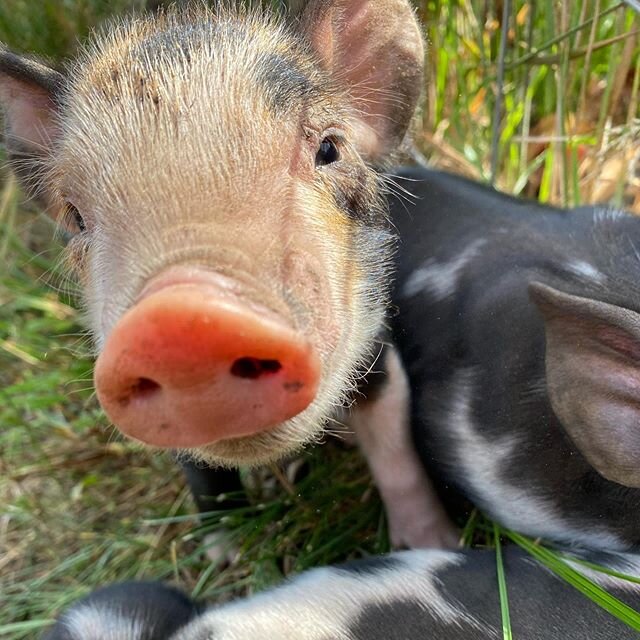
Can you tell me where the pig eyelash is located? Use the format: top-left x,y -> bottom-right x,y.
64,202 -> 87,233
315,136 -> 340,167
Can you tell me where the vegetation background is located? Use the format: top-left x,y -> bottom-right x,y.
1,0 -> 639,636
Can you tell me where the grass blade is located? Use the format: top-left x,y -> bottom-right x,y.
561,556 -> 640,586
507,530 -> 640,632
494,523 -> 513,640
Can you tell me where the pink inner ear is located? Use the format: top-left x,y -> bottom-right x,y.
597,325 -> 640,363
0,76 -> 58,151
308,6 -> 335,68
302,0 -> 424,161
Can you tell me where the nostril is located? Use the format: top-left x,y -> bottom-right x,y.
118,377 -> 161,407
230,357 -> 282,379
133,377 -> 161,395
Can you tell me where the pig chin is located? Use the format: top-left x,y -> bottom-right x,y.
181,399 -> 331,468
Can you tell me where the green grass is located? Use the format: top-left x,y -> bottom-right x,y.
1,0 -> 639,637
0,0 -> 154,57
495,523 -> 513,640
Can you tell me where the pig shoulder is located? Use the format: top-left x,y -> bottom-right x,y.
386,166 -> 573,414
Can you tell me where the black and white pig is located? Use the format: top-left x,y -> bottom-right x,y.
387,165 -> 640,550
43,548 -> 640,639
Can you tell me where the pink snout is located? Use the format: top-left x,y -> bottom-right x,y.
94,277 -> 320,448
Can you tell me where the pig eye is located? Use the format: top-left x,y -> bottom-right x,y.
65,203 -> 86,233
315,137 -> 340,167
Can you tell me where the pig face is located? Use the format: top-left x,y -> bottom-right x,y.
0,1 -> 424,466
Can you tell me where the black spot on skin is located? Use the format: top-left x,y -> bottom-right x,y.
135,24 -> 203,62
334,186 -> 367,222
283,381 -> 303,392
134,20 -> 252,69
334,555 -> 403,576
258,53 -> 313,112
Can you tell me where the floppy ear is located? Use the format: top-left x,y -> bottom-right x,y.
300,0 -> 424,163
0,45 -> 64,206
530,281 -> 640,487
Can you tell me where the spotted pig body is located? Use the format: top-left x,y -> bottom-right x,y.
44,548 -> 640,639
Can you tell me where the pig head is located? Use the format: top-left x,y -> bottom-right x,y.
0,1 -> 424,466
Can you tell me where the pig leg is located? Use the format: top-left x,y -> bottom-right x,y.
351,345 -> 459,549
180,462 -> 246,514
180,463 -> 246,565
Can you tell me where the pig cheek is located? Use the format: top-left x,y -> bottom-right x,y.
89,229 -> 158,341
283,251 -> 339,352
65,237 -> 107,347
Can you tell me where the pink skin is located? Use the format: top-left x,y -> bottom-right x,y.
351,347 -> 459,549
94,267 -> 321,448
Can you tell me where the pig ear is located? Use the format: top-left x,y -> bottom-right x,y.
300,0 -> 424,163
0,45 -> 64,202
529,281 -> 640,487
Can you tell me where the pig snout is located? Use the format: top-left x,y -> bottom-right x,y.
94,268 -> 320,448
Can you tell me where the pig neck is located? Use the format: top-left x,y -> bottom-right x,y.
386,165 -> 640,551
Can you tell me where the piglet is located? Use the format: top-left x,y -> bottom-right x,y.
0,3 -> 455,548
389,166 -> 640,550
